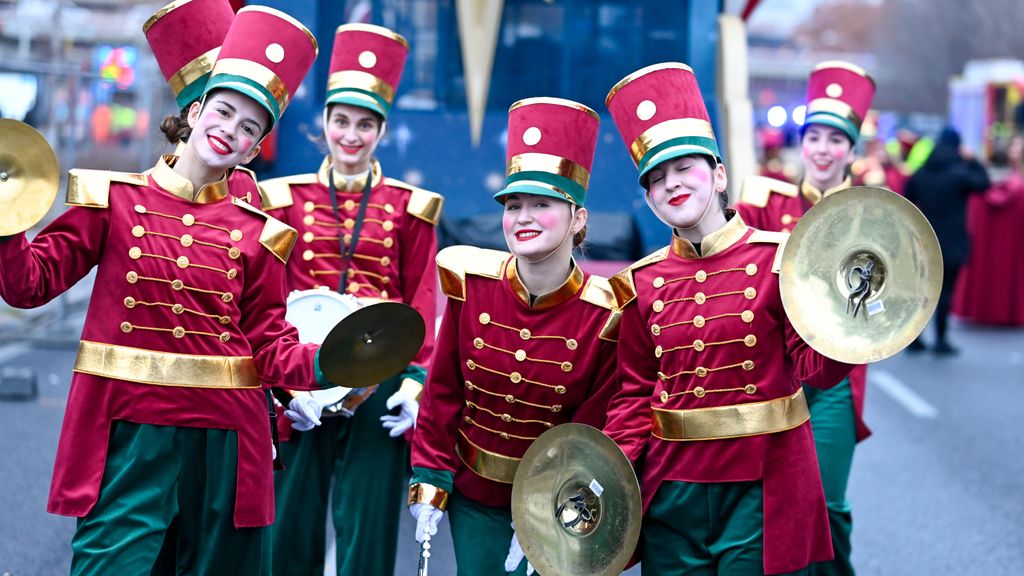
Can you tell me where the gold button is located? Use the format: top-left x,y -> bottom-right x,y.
384,203 -> 395,214
304,201 -> 315,212
473,337 -> 484,349
519,328 -> 531,340
171,280 -> 184,290
746,263 -> 758,276
120,322 -> 132,333
303,215 -> 315,226
658,371 -> 669,381
230,229 -> 243,242
132,225 -> 145,238
651,324 -> 661,336
555,385 -> 566,394
347,282 -> 359,293
693,315 -> 706,328
303,232 -> 314,243
660,391 -> 669,402
128,247 -> 142,259
695,270 -> 708,283
694,292 -> 706,305
514,349 -> 526,361
383,221 -> 394,232
380,290 -> 389,299
227,269 -> 237,280
180,234 -> 193,247
123,297 -> 136,308
693,386 -> 706,398
380,256 -> 391,267
741,310 -> 754,323
171,304 -> 184,314
219,316 -> 230,325
500,432 -> 510,440
781,214 -> 793,225
654,345 -> 663,358
383,238 -> 394,249
478,313 -> 490,324
693,339 -> 705,352
381,276 -> 390,285
221,293 -> 233,303
653,277 -> 665,288
347,269 -> 357,279
783,227 -> 790,233
182,214 -> 195,226
551,405 -> 562,413
219,332 -> 231,342
653,300 -> 664,313
561,362 -> 573,372
134,204 -> 146,214
172,326 -> 185,338
464,415 -> 471,423
505,394 -> 515,403
344,218 -> 355,229
465,381 -> 475,390
302,250 -> 314,262
566,339 -> 578,350
501,414 -> 512,423
343,234 -> 353,244
126,271 -> 139,284
344,199 -> 356,211
176,256 -> 189,268
466,359 -> 477,370
744,334 -> 757,347
744,384 -> 757,394
510,372 -> 522,383
228,247 -> 241,260
744,287 -> 757,300
742,360 -> 755,371
696,367 -> 708,377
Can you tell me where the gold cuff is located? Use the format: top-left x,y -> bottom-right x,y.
652,388 -> 809,441
399,377 -> 424,401
408,483 -> 449,510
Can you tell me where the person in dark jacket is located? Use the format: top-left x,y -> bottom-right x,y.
904,126 -> 991,354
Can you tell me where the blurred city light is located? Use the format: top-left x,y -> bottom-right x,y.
792,104 -> 807,125
767,105 -> 787,127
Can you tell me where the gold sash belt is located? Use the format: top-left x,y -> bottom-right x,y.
456,431 -> 521,484
73,340 -> 260,389
652,388 -> 809,441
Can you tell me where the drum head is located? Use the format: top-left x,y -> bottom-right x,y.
285,289 -> 360,344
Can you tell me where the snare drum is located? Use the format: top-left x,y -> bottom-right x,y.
284,288 -> 379,417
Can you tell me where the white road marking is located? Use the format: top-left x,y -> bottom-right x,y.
870,369 -> 939,419
0,343 -> 30,365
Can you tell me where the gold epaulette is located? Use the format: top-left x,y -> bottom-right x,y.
436,245 -> 509,301
385,177 -> 444,225
608,247 -> 670,308
66,169 -> 147,208
258,173 -> 317,211
580,276 -> 622,342
746,229 -> 789,273
739,175 -> 798,208
233,166 -> 258,186
231,196 -> 298,264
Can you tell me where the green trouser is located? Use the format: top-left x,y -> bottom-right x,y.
640,480 -> 807,576
70,421 -> 269,576
448,490 -> 530,576
804,379 -> 856,576
271,375 -> 408,576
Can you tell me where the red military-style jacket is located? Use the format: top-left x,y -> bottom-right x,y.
736,175 -> 870,441
0,157 -> 320,528
604,213 -> 853,574
259,157 -> 441,377
409,247 -> 620,508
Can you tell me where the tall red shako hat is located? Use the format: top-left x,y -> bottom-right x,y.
802,60 -> 876,143
325,24 -> 409,119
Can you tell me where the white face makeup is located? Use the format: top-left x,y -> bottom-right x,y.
186,90 -> 268,171
324,103 -> 383,175
801,123 -> 855,190
645,155 -> 726,229
501,193 -> 584,263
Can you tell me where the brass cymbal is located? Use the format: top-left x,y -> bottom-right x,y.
0,119 -> 59,236
780,186 -> 943,363
511,424 -> 641,576
318,301 -> 425,388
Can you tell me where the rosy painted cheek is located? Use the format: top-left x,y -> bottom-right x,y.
237,136 -> 255,152
326,125 -> 346,142
533,211 -> 560,230
502,213 -> 517,233
690,168 -> 710,183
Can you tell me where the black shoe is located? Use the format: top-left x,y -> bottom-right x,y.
933,340 -> 959,356
906,337 -> 926,353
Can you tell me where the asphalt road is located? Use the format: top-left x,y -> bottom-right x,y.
1,310 -> 1022,575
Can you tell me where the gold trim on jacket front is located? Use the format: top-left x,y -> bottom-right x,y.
670,210 -> 747,259
505,257 -> 584,310
150,156 -> 230,204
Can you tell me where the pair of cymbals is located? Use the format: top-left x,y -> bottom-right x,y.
0,119 -> 59,236
780,186 -> 943,363
317,301 -> 426,388
511,424 -> 642,576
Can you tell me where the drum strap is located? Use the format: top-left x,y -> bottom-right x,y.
328,167 -> 375,294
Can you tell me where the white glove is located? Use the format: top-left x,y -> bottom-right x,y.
504,529 -> 535,575
284,396 -> 323,432
380,386 -> 419,438
409,503 -> 443,544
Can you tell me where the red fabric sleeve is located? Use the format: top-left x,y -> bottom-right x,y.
570,336 -> 619,429
602,302 -> 655,464
399,214 -> 438,371
0,206 -> 109,308
783,314 -> 854,390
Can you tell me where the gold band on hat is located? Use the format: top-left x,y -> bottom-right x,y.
806,98 -> 863,129
629,118 -> 716,164
507,153 -> 591,190
74,340 -> 260,389
212,58 -> 290,115
326,70 -> 396,104
508,97 -> 599,121
143,0 -> 194,33
606,62 -> 694,106
334,22 -> 409,49
652,388 -> 809,441
168,47 -> 219,97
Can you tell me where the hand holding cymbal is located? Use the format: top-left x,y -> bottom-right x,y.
0,119 -> 59,236
317,301 -> 425,388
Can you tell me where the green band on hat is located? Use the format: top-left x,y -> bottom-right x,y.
494,170 -> 586,206
637,136 -> 720,185
803,112 -> 859,143
204,74 -> 282,128
326,88 -> 391,119
176,73 -> 210,111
